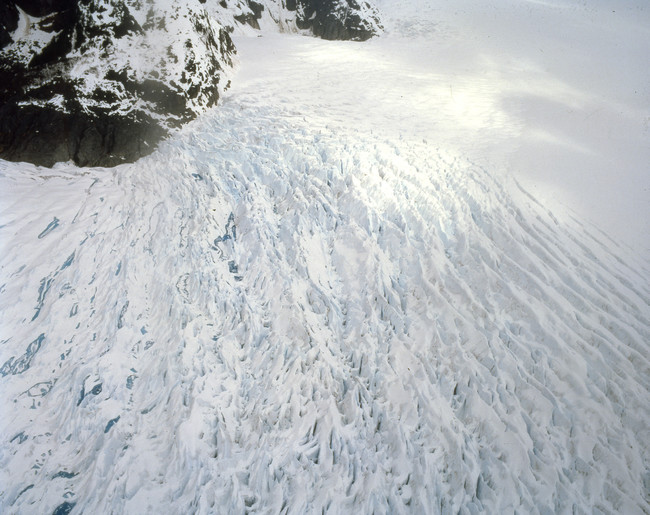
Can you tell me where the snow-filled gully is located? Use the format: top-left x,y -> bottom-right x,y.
1,94 -> 648,513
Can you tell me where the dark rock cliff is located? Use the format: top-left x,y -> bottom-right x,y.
0,0 -> 234,167
291,0 -> 382,41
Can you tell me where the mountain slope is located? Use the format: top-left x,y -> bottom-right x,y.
0,0 -> 235,167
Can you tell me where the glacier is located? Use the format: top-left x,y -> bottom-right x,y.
1,1 -> 649,513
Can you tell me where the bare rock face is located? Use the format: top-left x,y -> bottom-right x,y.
0,0 -> 235,167
290,0 -> 382,41
0,0 -> 381,168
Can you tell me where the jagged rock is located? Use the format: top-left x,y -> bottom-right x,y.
218,0 -> 382,40
290,0 -> 382,41
0,102 -> 167,168
0,0 -> 235,167
233,1 -> 265,30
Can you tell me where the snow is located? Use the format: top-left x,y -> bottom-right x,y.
6,7 -> 58,63
1,1 -> 649,514
66,0 -> 234,121
374,0 -> 650,254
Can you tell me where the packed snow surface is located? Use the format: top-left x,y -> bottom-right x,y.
1,1 -> 649,513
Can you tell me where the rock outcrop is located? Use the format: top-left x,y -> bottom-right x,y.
291,0 -> 382,41
0,0 -> 235,167
216,0 -> 382,40
0,0 -> 381,167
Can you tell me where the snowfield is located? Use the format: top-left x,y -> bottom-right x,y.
1,1 -> 649,514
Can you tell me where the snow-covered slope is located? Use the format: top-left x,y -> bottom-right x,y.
373,0 -> 650,253
1,1 -> 649,514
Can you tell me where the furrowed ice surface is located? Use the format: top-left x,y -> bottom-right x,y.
1,1 -> 650,514
1,92 -> 649,513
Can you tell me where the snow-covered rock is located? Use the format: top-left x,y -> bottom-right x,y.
205,0 -> 382,39
0,0 -> 382,168
291,0 -> 382,41
0,0 -> 235,167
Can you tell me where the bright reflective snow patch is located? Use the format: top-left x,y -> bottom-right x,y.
376,0 -> 650,253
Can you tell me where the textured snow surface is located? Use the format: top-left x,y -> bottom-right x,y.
373,0 -> 650,253
1,1 -> 650,514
